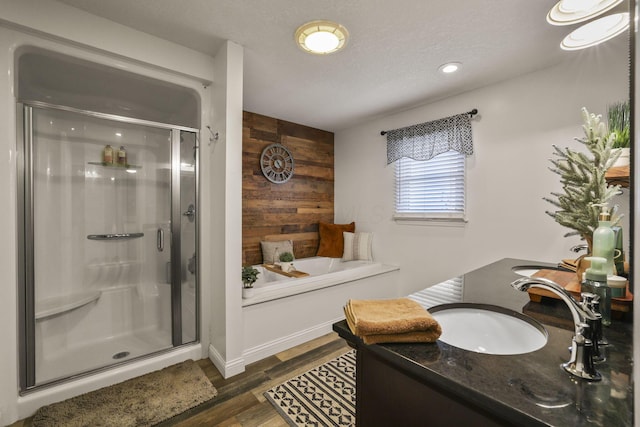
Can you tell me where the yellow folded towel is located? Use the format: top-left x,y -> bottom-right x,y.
357,330 -> 441,345
344,298 -> 441,344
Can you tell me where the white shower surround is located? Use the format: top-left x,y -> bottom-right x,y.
36,284 -> 170,384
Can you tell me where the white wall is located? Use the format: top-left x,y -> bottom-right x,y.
208,40 -> 245,378
335,37 -> 630,296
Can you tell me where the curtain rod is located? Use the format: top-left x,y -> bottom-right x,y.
380,109 -> 478,136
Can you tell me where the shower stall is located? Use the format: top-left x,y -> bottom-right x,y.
17,50 -> 201,391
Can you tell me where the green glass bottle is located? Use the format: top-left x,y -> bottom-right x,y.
592,207 -> 615,276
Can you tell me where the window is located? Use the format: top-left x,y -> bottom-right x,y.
385,111 -> 474,222
409,276 -> 464,308
394,150 -> 466,222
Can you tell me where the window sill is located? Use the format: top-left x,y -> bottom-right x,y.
393,215 -> 468,227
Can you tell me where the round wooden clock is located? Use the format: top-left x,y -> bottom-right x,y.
260,143 -> 295,184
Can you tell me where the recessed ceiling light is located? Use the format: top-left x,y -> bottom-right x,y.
560,12 -> 629,50
295,20 -> 349,55
439,62 -> 461,74
547,0 -> 623,25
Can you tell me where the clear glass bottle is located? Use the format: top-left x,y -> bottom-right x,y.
103,144 -> 113,164
592,206 -> 615,276
117,145 -> 127,166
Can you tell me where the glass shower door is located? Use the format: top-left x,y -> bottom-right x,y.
22,105 -> 191,387
179,131 -> 198,343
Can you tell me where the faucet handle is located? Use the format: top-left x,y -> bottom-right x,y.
581,292 -> 599,310
577,292 -> 600,320
580,292 -> 608,348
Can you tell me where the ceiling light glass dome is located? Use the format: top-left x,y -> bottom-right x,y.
547,0 -> 623,25
295,20 -> 349,55
560,12 -> 629,50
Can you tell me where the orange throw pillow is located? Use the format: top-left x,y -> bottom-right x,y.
317,222 -> 356,257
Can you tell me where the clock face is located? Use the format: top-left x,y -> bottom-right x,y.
260,143 -> 295,184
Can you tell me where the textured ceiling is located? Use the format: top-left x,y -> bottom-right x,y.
53,0 -> 625,131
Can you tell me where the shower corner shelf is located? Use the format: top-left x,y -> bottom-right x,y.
35,290 -> 102,321
87,161 -> 141,170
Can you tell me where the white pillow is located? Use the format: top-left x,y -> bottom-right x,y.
261,240 -> 294,264
342,232 -> 373,261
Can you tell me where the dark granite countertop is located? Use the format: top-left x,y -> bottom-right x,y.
333,258 -> 633,426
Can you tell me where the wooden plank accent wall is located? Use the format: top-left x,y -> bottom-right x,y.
242,111 -> 335,265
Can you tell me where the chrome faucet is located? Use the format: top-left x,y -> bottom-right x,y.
511,277 -> 602,381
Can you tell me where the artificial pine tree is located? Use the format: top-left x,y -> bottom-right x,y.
544,107 -> 621,246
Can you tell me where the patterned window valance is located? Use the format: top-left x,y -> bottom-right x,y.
385,112 -> 474,164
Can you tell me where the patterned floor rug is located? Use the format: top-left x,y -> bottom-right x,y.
265,350 -> 356,427
32,359 -> 217,427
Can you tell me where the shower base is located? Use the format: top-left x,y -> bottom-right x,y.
36,328 -> 171,385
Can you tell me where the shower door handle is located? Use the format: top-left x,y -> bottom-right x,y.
182,203 -> 196,223
157,228 -> 164,252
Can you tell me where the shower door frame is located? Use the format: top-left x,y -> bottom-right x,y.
17,101 -> 200,392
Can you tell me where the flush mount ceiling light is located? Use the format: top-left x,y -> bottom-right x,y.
547,0 -> 623,25
295,20 -> 349,55
560,12 -> 629,50
439,62 -> 462,74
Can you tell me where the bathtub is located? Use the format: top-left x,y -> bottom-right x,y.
243,256 -> 399,306
241,256 -> 400,365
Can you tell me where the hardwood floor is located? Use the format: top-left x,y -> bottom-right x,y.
12,332 -> 351,427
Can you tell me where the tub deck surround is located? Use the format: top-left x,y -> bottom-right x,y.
333,258 -> 633,426
242,256 -> 399,306
240,256 -> 400,367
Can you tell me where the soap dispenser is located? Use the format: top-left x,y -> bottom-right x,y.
582,256 -> 611,326
592,206 -> 615,276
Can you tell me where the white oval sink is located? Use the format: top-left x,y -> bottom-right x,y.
430,303 -> 548,355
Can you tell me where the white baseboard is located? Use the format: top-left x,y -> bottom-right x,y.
208,344 -> 245,379
242,316 -> 344,366
208,316 -> 345,378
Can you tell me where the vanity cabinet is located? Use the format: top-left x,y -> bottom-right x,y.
355,343 -> 511,426
333,258 -> 633,427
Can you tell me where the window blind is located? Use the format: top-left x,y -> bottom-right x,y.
408,276 -> 464,309
394,151 -> 466,220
